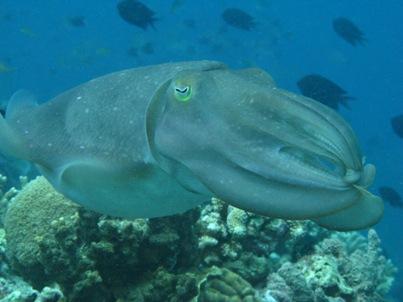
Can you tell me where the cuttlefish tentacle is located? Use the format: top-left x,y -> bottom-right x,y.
280,90 -> 362,169
208,85 -> 363,190
313,185 -> 383,230
277,89 -> 377,192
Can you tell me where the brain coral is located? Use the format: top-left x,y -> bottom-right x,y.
4,176 -> 80,283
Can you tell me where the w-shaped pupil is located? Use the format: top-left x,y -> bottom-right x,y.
176,87 -> 188,93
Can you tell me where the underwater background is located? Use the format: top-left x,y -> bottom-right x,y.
0,0 -> 402,301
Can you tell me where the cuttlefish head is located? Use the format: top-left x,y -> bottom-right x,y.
146,67 -> 383,231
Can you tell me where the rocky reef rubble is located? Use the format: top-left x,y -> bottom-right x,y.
263,230 -> 396,302
0,176 -> 397,301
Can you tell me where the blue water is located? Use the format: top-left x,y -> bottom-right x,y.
1,0 -> 402,297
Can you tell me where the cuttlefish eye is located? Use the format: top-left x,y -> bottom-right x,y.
173,83 -> 192,102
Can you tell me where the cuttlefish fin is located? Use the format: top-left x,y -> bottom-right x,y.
313,186 -> 384,231
0,90 -> 37,159
5,89 -> 38,120
38,159 -> 137,217
0,121 -> 26,161
39,158 -> 206,218
236,68 -> 276,87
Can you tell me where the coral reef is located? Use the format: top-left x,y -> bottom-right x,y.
0,173 -> 20,227
5,177 -> 80,284
263,230 -> 397,302
196,266 -> 259,302
0,189 -> 64,302
0,278 -> 64,302
0,176 -> 397,301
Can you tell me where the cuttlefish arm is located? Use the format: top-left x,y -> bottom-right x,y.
148,66 -> 383,230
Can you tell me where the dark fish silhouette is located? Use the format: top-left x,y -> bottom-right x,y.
1,13 -> 13,22
68,16 -> 86,27
222,8 -> 255,31
297,74 -> 353,110
0,99 -> 6,116
379,186 -> 403,208
333,17 -> 366,46
183,19 -> 196,29
391,114 -> 403,138
117,0 -> 157,30
141,42 -> 154,55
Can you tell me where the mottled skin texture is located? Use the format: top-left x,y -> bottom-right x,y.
0,61 -> 383,230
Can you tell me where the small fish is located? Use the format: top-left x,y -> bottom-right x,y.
95,47 -> 111,56
68,16 -> 86,27
1,13 -> 13,21
0,96 -> 8,116
222,8 -> 256,31
0,101 -> 5,116
378,186 -> 403,208
183,19 -> 196,29
391,114 -> 403,138
19,27 -> 36,38
297,74 -> 353,110
117,0 -> 157,30
333,17 -> 366,46
171,0 -> 186,13
141,42 -> 154,55
0,62 -> 13,73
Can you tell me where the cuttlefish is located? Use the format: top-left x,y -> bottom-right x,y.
0,61 -> 383,230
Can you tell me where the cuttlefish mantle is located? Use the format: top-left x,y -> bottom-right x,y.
0,61 -> 383,231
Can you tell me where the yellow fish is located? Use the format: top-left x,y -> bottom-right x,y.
0,62 -> 13,73
170,0 -> 186,13
20,27 -> 36,38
